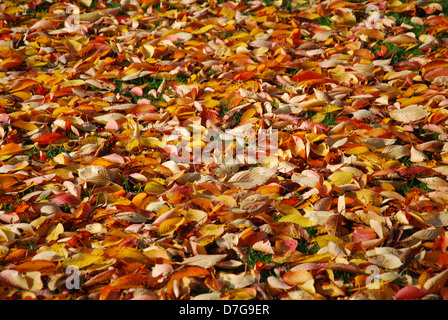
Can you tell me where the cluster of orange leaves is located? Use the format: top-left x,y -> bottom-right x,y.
1,0 -> 448,300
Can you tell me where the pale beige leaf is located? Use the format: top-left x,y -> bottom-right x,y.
422,269 -> 448,294
368,254 -> 403,269
410,146 -> 429,162
382,145 -> 410,159
219,271 -> 256,289
389,105 -> 430,123
418,177 -> 448,192
0,270 -> 42,290
181,254 -> 227,269
422,211 -> 448,227
93,113 -> 126,125
402,228 -> 443,246
267,276 -> 293,290
78,165 -> 111,186
252,240 -> 275,255
292,172 -> 320,188
227,167 -> 274,189
370,219 -> 384,238
78,0 -> 92,6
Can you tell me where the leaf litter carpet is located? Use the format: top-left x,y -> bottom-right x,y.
1,0 -> 448,300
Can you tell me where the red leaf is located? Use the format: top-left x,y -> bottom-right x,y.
275,239 -> 298,253
33,133 -> 67,146
423,67 -> 448,81
291,71 -> 322,82
394,286 -> 427,300
51,193 -> 81,207
397,166 -> 438,178
353,228 -> 376,243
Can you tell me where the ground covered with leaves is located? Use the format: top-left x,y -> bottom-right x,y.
1,0 -> 448,300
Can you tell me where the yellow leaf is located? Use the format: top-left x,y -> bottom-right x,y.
106,247 -> 148,264
184,209 -> 208,225
11,120 -> 38,131
331,72 -> 358,84
59,79 -> 86,87
344,146 -> 370,155
305,133 -> 327,143
295,253 -> 334,264
328,171 -> 354,186
193,24 -> 214,35
203,99 -> 220,109
311,112 -> 326,123
356,189 -> 382,206
278,213 -> 316,228
158,217 -> 185,236
46,223 -> 64,242
61,252 -> 102,269
144,181 -> 166,195
221,6 -> 236,19
312,235 -> 344,248
125,138 -> 140,152
311,143 -> 329,156
0,226 -> 15,242
276,203 -> 301,215
216,194 -> 238,207
140,137 -> 166,148
240,108 -> 256,123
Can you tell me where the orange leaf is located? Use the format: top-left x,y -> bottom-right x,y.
0,57 -> 22,70
3,249 -> 30,264
256,183 -> 282,195
169,265 -> 210,283
75,202 -> 94,220
0,143 -> 22,157
14,260 -> 56,275
110,273 -> 155,290
291,71 -> 322,82
234,71 -> 254,80
83,269 -> 116,288
99,284 -> 117,300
